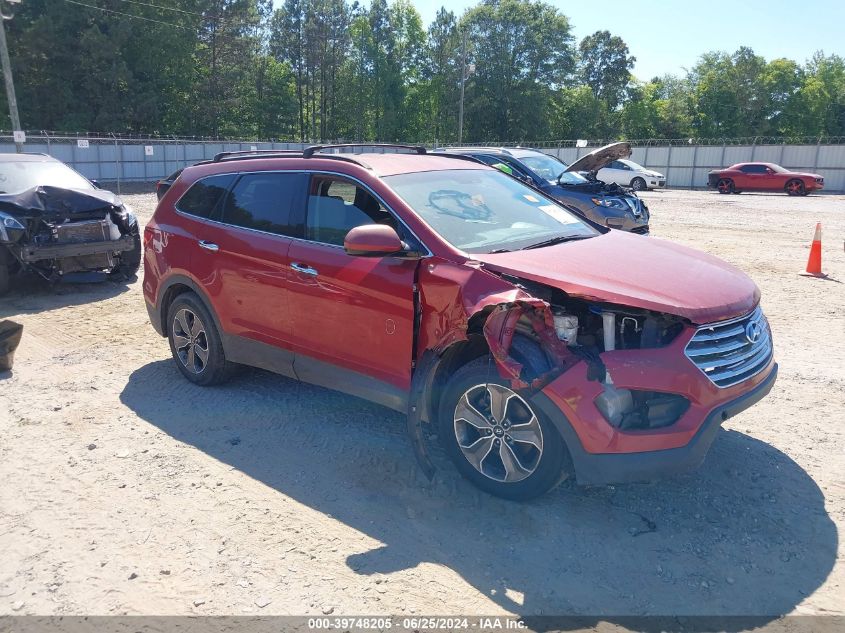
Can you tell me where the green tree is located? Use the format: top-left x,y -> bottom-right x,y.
422,7 -> 461,142
578,30 -> 635,110
462,0 -> 575,141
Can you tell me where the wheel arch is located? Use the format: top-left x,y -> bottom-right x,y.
157,275 -> 223,339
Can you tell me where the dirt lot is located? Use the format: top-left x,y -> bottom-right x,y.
1,189 -> 843,619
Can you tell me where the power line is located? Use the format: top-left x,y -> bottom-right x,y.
64,0 -> 192,29
114,0 -> 207,18
113,0 -> 231,24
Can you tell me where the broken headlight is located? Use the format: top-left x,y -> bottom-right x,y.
591,197 -> 628,211
0,211 -> 26,243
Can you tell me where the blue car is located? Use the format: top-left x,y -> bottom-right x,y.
434,143 -> 650,234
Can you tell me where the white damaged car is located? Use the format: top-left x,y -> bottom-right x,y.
597,159 -> 666,191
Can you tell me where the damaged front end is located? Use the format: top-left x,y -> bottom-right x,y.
407,258 -> 691,480
0,185 -> 139,287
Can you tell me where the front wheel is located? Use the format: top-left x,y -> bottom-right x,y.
437,357 -> 568,501
0,261 -> 8,296
109,230 -> 142,280
630,177 -> 647,191
786,179 -> 806,196
717,178 -> 734,194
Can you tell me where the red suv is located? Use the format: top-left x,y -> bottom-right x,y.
143,145 -> 777,500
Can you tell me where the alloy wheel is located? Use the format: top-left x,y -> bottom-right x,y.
172,308 -> 209,374
786,180 -> 804,196
453,383 -> 544,483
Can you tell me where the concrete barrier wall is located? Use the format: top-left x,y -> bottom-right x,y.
1,136 -> 843,192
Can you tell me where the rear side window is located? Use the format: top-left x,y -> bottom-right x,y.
740,164 -> 767,174
176,174 -> 235,219
221,172 -> 307,236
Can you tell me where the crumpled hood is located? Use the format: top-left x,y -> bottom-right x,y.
566,142 -> 632,174
474,231 -> 760,324
0,185 -> 122,219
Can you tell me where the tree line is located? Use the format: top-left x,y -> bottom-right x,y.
4,0 -> 844,142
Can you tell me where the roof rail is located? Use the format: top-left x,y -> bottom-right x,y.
208,150 -> 372,169
212,149 -> 301,162
436,146 -> 513,156
302,143 -> 427,158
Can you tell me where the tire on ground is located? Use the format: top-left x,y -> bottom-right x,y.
109,228 -> 142,281
437,354 -> 568,501
631,177 -> 647,191
166,291 -> 235,386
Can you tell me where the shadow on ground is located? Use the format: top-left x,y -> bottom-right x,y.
120,360 -> 837,622
0,272 -> 133,318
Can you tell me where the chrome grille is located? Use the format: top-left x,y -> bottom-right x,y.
685,307 -> 773,388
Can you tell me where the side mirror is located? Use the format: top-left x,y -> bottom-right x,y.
90,179 -> 101,189
344,224 -> 404,257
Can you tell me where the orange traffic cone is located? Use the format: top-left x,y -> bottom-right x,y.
805,222 -> 823,276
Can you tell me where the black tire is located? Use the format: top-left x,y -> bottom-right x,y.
630,177 -> 647,191
437,356 -> 568,501
166,292 -> 234,386
785,179 -> 805,196
109,229 -> 142,281
717,178 -> 734,194
0,261 -> 8,297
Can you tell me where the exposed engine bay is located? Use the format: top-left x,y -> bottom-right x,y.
496,275 -> 689,432
407,261 -> 692,479
0,185 -> 141,292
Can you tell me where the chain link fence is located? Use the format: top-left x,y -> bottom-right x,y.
2,132 -> 844,192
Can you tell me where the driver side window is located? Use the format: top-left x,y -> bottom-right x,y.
305,176 -> 398,247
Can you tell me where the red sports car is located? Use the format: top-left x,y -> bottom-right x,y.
707,162 -> 824,196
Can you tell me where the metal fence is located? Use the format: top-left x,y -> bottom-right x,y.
2,133 -> 844,192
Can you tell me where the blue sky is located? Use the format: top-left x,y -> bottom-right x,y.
404,0 -> 844,79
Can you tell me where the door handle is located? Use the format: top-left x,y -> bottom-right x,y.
291,262 -> 318,276
198,240 -> 219,252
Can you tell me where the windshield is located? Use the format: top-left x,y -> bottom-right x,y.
520,154 -> 566,181
384,169 -> 598,254
0,160 -> 94,194
620,159 -> 645,171
520,153 -> 588,185
769,164 -> 788,173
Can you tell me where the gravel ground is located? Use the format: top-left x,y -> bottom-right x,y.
0,189 -> 843,620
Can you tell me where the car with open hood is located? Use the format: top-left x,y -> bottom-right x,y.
144,144 -> 776,500
0,153 -> 141,295
434,143 -> 650,234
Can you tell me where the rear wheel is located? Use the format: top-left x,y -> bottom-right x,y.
630,177 -> 647,191
166,293 -> 234,386
717,178 -> 734,194
437,356 -> 567,501
786,179 -> 806,196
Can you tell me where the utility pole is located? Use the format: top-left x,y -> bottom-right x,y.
0,0 -> 22,153
458,29 -> 468,145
